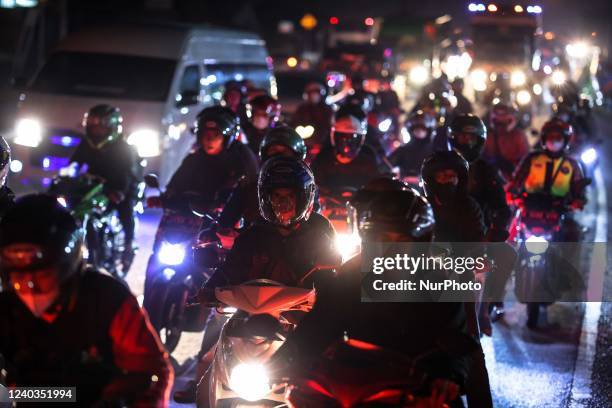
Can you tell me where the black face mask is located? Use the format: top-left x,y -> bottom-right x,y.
455,145 -> 480,163
431,184 -> 458,203
333,132 -> 363,161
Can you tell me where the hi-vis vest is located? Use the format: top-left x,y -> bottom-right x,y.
523,154 -> 574,197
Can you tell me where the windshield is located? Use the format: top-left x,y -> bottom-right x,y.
472,25 -> 535,65
30,51 -> 176,101
204,63 -> 272,102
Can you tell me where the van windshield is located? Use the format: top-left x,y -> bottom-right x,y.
30,51 -> 176,101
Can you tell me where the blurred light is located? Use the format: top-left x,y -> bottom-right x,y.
300,13 -> 318,30
544,31 -> 555,41
158,243 -> 186,266
566,42 -> 589,59
488,4 -> 498,12
335,233 -> 361,263
127,129 -> 160,157
468,3 -> 478,12
591,32 -> 597,37
471,69 -> 488,91
365,17 -> 374,26
533,83 -> 543,95
514,5 -> 524,12
551,70 -> 567,86
527,5 -> 542,14
42,157 -> 50,169
409,65 -> 429,85
543,65 -> 552,75
329,16 -> 339,25
162,268 -> 176,281
56,196 -> 68,208
295,125 -> 314,139
378,118 -> 392,133
286,57 -> 298,68
10,159 -> 22,173
14,118 -> 42,147
384,48 -> 392,58
511,70 -> 527,87
516,90 -> 532,105
581,148 -> 598,165
277,20 -> 294,34
401,127 -> 411,144
477,3 -> 486,11
229,363 -> 270,401
526,235 -> 548,254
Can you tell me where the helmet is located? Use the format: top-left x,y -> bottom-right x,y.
194,106 -> 240,148
259,126 -> 308,162
246,95 -> 281,127
258,157 -> 316,227
489,102 -> 518,131
222,80 -> 247,107
540,118 -> 573,154
331,109 -> 367,162
0,194 -> 83,289
350,176 -> 410,213
418,92 -> 452,125
358,188 -> 434,241
421,150 -> 469,202
0,136 -> 11,186
406,110 -> 436,141
82,104 -> 123,149
448,114 -> 487,162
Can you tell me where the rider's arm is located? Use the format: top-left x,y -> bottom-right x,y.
107,295 -> 173,408
508,153 -> 534,195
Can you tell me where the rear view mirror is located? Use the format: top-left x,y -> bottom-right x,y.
144,174 -> 160,189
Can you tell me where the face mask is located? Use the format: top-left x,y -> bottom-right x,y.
546,140 -> 565,153
253,116 -> 270,130
412,128 -> 428,139
433,184 -> 457,202
16,289 -> 59,318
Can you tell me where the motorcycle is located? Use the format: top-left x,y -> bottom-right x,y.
203,279 -> 317,407
319,187 -> 361,262
285,332 -> 477,407
143,174 -> 225,352
48,168 -> 127,278
511,192 -> 585,328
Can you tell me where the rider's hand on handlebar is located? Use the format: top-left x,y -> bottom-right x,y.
146,196 -> 163,208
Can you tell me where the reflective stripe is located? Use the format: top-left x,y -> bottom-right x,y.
524,154 -> 573,197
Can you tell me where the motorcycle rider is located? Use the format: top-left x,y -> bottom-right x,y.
508,118 -> 587,243
449,114 -> 515,324
0,194 -> 173,407
274,184 -> 474,407
221,80 -> 248,124
242,94 -> 281,155
421,151 -> 494,407
218,125 -> 308,232
148,106 -> 258,213
290,82 -> 333,155
311,106 -> 391,194
415,92 -> 454,151
70,104 -> 142,272
451,78 -> 474,115
483,102 -> 530,179
389,110 -> 437,180
0,136 -> 14,217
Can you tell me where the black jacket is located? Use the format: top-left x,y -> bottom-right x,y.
390,138 -> 435,178
205,212 -> 341,288
468,159 -> 512,242
431,195 -> 486,243
165,142 -> 258,211
311,145 -> 390,193
277,254 -> 471,388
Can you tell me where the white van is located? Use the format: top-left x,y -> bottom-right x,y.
10,24 -> 275,190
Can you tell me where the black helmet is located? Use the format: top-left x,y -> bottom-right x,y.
406,110 -> 436,142
358,189 -> 435,242
82,104 -> 123,149
259,126 -> 308,162
194,105 -> 240,148
421,150 -> 469,202
246,94 -> 281,123
331,108 -> 367,162
540,118 -> 573,155
258,157 -> 316,227
350,176 -> 410,213
448,114 -> 487,163
0,194 -> 83,289
0,136 -> 10,184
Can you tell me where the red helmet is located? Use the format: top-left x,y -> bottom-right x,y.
540,118 -> 574,151
489,102 -> 518,130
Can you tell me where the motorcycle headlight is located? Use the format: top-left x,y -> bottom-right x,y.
295,125 -> 315,139
14,118 -> 42,147
229,363 -> 271,401
551,70 -> 567,86
511,70 -> 527,87
580,147 -> 597,165
525,235 -> 549,255
378,118 -> 392,133
127,129 -> 160,157
158,242 -> 186,266
409,66 -> 428,85
516,90 -> 532,105
335,233 -> 361,262
471,69 -> 488,91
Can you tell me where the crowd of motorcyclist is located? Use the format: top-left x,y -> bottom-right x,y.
0,69 -> 595,407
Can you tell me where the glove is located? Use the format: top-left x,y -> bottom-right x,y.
146,196 -> 163,208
